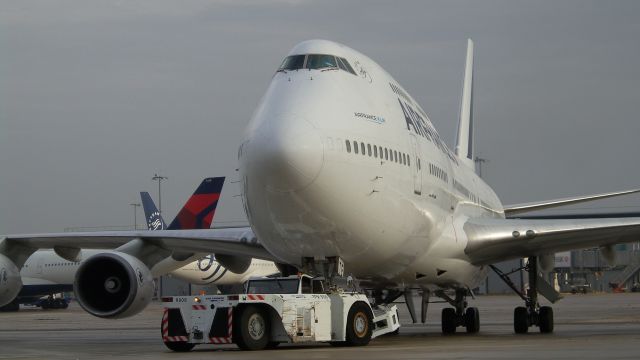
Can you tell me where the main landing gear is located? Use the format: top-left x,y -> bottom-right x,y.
490,256 -> 554,334
436,288 -> 480,334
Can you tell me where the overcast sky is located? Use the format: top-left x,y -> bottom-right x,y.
2,0 -> 640,234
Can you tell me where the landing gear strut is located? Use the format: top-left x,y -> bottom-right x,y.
436,288 -> 479,334
490,256 -> 554,334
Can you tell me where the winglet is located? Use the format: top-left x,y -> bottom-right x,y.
167,177 -> 226,230
455,39 -> 475,170
140,192 -> 167,230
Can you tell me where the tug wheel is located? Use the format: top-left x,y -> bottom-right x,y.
235,305 -> 270,350
345,302 -> 373,346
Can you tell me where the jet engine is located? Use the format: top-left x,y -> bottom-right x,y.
539,254 -> 555,272
74,251 -> 154,319
0,254 -> 22,307
215,254 -> 252,274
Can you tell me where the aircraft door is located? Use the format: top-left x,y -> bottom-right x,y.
36,255 -> 43,275
410,134 -> 422,195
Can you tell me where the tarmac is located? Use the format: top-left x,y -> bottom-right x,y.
1,293 -> 639,359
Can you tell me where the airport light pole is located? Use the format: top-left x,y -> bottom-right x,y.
151,173 -> 168,215
129,203 -> 141,230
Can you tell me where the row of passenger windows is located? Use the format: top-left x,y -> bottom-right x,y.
44,262 -> 79,267
345,139 -> 412,167
278,54 -> 357,75
429,163 -> 448,183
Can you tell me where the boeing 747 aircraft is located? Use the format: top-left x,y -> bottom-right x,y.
2,40 -> 640,337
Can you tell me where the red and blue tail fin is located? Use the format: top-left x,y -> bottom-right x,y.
140,191 -> 167,230
167,177 -> 225,230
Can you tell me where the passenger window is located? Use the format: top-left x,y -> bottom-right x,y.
354,141 -> 359,154
346,140 -> 351,153
361,142 -> 365,155
278,55 -> 306,71
403,154 -> 407,165
394,151 -> 398,162
306,54 -> 337,69
408,156 -> 411,167
374,145 -> 378,158
367,144 -> 372,156
385,148 -> 388,160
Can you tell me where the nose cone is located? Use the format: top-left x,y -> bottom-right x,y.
246,115 -> 324,192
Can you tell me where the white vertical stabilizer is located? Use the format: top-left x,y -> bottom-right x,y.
455,39 -> 475,170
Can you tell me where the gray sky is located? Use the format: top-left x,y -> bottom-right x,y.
2,0 -> 640,234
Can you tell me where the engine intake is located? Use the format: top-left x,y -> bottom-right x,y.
74,252 -> 154,319
0,254 -> 22,307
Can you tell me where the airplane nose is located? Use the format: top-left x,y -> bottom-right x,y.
249,115 -> 324,192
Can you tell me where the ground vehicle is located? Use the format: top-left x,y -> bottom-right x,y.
161,275 -> 399,351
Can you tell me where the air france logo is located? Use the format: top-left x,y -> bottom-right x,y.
355,112 -> 385,124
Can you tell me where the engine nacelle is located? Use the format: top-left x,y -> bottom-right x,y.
215,254 -> 252,274
0,254 -> 23,307
74,251 -> 154,319
539,254 -> 555,272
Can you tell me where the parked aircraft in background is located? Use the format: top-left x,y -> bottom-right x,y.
0,177 -> 263,311
140,183 -> 278,287
3,40 -> 640,336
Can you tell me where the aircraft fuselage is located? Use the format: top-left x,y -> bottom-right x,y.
240,40 -> 504,289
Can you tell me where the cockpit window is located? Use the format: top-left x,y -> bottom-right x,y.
277,54 -> 357,75
337,57 -> 357,75
306,54 -> 337,69
279,55 -> 305,71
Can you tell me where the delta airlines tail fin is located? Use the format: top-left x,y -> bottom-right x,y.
140,191 -> 167,230
454,39 -> 475,170
167,177 -> 225,230
141,177 -> 225,230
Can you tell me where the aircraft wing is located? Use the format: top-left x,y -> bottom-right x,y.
1,227 -> 277,267
464,217 -> 640,265
503,188 -> 640,216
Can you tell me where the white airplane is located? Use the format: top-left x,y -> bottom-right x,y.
2,39 -> 640,336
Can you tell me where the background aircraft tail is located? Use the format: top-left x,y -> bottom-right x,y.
454,39 -> 476,170
141,177 -> 225,230
168,177 -> 225,230
140,191 -> 167,230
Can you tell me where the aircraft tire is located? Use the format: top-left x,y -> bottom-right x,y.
235,305 -> 270,350
539,306 -> 554,333
514,306 -> 529,334
345,302 -> 373,346
441,308 -> 457,334
464,307 -> 480,333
